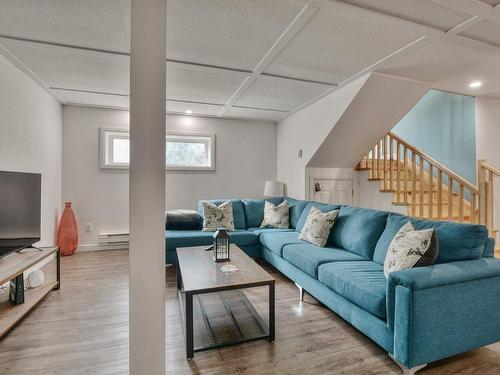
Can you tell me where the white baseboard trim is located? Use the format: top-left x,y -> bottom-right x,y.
77,244 -> 129,252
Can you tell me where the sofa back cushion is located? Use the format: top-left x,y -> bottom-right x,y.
242,197 -> 283,228
373,213 -> 489,265
197,199 -> 246,229
285,197 -> 308,229
329,206 -> 389,259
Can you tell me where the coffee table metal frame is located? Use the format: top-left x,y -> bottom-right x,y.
176,246 -> 275,359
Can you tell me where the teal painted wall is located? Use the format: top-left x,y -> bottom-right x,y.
392,89 -> 476,183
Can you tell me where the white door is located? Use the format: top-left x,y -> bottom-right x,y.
312,179 -> 353,205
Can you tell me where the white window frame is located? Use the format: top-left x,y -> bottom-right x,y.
166,131 -> 216,171
100,127 -> 216,171
100,127 -> 130,170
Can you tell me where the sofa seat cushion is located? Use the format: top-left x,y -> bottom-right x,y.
373,213 -> 489,265
247,227 -> 295,235
282,244 -> 366,278
318,261 -> 387,319
166,229 -> 258,249
260,231 -> 302,256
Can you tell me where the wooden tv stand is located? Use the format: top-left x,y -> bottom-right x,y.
0,247 -> 60,338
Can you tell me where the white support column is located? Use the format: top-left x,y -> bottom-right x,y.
129,0 -> 166,374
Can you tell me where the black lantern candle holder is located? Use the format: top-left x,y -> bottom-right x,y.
213,228 -> 230,262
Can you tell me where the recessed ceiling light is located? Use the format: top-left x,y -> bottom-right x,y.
469,81 -> 482,88
185,110 -> 193,114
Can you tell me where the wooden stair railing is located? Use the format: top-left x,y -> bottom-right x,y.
478,160 -> 500,237
357,132 -> 481,224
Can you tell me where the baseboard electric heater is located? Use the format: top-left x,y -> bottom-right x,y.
98,233 -> 130,247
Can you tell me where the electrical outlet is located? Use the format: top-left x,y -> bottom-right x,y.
85,223 -> 93,233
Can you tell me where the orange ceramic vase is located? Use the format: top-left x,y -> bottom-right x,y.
57,202 -> 78,256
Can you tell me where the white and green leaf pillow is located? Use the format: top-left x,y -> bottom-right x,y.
202,201 -> 235,231
260,201 -> 289,229
298,207 -> 339,247
384,222 -> 439,278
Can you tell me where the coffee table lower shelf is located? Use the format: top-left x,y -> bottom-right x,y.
178,289 -> 270,357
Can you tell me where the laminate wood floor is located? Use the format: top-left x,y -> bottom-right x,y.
0,250 -> 499,374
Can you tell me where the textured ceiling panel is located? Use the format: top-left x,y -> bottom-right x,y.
338,0 -> 471,31
225,107 -> 287,122
53,90 -> 129,108
235,76 -> 331,111
477,0 -> 500,6
167,64 -> 249,105
265,11 -> 420,84
379,41 -> 500,97
166,101 -> 223,116
459,20 -> 500,48
167,0 -> 303,70
0,0 -> 130,51
0,38 -> 129,94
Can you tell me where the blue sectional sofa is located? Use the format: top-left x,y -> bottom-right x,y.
166,197 -> 500,373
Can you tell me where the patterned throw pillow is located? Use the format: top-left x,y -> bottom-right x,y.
202,201 -> 235,231
260,201 -> 289,229
384,221 -> 439,278
298,207 -> 339,247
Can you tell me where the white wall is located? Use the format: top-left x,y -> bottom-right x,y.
0,54 -> 62,247
277,75 -> 369,199
62,106 -> 277,247
476,97 -> 500,239
166,115 -> 276,208
309,73 -> 430,168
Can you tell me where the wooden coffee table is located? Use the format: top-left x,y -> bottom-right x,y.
176,244 -> 275,359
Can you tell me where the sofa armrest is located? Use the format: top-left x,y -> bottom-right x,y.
387,258 -> 500,368
484,237 -> 496,257
388,257 -> 500,293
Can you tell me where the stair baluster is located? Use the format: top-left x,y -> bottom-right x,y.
389,137 -> 394,192
428,164 -> 434,219
412,153 -> 417,216
448,177 -> 454,220
437,170 -> 443,220
356,132 -> 497,228
419,156 -> 424,218
396,142 -> 401,201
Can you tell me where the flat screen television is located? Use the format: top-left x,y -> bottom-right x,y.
0,171 -> 41,258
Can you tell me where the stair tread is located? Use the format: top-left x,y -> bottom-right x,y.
392,201 -> 409,206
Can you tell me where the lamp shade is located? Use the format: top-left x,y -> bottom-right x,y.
263,181 -> 285,197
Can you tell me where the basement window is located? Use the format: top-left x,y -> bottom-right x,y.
166,133 -> 215,170
100,128 -> 215,170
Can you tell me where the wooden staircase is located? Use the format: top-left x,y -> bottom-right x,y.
356,132 -> 500,256
360,158 -> 472,221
